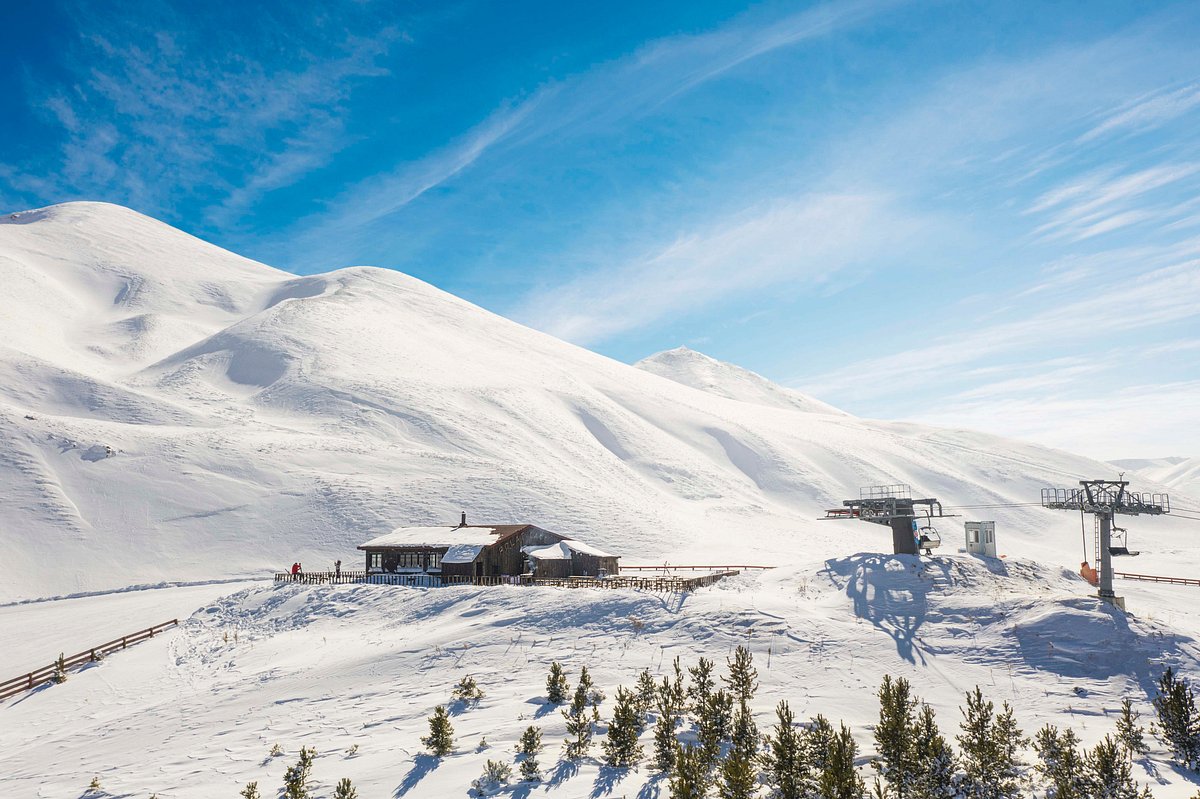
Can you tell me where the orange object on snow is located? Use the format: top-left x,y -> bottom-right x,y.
1080,561 -> 1099,586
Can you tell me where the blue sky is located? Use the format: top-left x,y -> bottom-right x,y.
2,1 -> 1199,460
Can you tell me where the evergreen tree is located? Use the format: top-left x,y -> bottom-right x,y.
240,782 -> 260,799
698,688 -> 734,766
452,675 -> 485,704
654,688 -> 680,772
806,714 -> 837,776
817,722 -> 865,799
1116,699 -> 1149,760
670,742 -> 713,799
52,652 -> 67,684
761,700 -> 810,799
578,665 -> 605,708
422,706 -> 455,756
872,675 -> 919,799
957,687 -> 1028,799
1152,667 -> 1200,770
912,703 -> 957,799
689,657 -> 716,718
1034,724 -> 1086,799
519,725 -> 543,782
547,661 -> 569,704
636,668 -> 659,720
604,686 -> 645,767
723,646 -> 759,707
333,778 -> 358,799
282,746 -> 315,799
564,680 -> 595,759
472,760 -> 512,794
1084,735 -> 1148,799
718,699 -> 759,799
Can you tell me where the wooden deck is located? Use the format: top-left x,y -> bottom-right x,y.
273,570 -> 740,592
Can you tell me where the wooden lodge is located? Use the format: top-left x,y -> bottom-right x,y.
357,514 -> 620,580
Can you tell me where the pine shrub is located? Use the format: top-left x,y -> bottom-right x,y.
240,782 -> 261,799
688,657 -> 716,719
817,722 -> 865,799
635,667 -> 658,720
577,665 -> 605,708
547,661 -> 569,704
723,646 -> 759,706
422,706 -> 455,756
563,680 -> 595,759
761,700 -> 811,799
1116,699 -> 1149,760
518,725 -> 543,782
912,704 -> 957,799
282,746 -> 315,799
604,685 -> 645,767
472,759 -> 512,795
1034,724 -> 1085,799
957,686 -> 1028,799
53,653 -> 68,684
452,675 -> 485,704
333,777 -> 358,799
654,688 -> 680,772
873,675 -> 919,799
1152,667 -> 1200,770
1084,735 -> 1149,799
718,699 -> 759,799
670,742 -> 713,799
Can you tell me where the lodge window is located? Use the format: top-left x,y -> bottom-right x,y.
398,551 -> 423,569
428,551 -> 441,570
369,553 -> 382,569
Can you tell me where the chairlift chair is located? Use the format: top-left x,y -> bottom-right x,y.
1108,526 -> 1140,557
917,525 -> 942,556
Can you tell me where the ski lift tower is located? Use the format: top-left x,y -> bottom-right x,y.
821,484 -> 953,555
1041,480 -> 1170,608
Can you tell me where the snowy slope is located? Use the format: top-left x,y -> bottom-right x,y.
1,202 -> 1196,602
1112,457 -> 1200,500
3,559 -> 1199,797
635,346 -> 847,415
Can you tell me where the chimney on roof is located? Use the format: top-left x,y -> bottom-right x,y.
459,511 -> 467,528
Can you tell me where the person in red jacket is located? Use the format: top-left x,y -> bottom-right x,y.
290,562 -> 300,580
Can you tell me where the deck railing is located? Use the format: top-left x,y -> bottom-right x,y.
272,570 -> 740,592
0,619 -> 179,701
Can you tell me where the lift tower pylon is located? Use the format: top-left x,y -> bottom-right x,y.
1040,480 -> 1170,607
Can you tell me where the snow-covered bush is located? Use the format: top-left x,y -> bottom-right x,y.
518,725 -> 543,782
1153,667 -> 1200,770
282,746 -> 315,799
452,675 -> 485,704
333,777 -> 358,799
471,759 -> 512,795
240,782 -> 260,799
546,661 -> 569,704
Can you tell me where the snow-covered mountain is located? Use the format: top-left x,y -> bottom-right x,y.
635,346 -> 846,415
1111,456 -> 1200,499
2,202 -> 1194,601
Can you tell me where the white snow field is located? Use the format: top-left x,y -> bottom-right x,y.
3,560 -> 1200,797
2,202 -> 1199,797
1114,457 -> 1200,501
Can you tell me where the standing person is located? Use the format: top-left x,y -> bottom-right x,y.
290,562 -> 300,580
334,559 -> 341,578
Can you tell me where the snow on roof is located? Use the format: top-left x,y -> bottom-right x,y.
359,526 -> 498,549
524,542 -> 573,560
441,543 -> 485,564
523,539 -> 617,560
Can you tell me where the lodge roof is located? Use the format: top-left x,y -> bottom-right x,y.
357,524 -> 535,550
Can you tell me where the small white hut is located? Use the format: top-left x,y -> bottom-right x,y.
964,521 -> 997,558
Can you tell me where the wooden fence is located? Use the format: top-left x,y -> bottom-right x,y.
273,570 -> 740,592
1114,571 -> 1200,587
620,564 -> 775,572
0,619 -> 179,701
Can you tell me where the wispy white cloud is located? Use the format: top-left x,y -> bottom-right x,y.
514,192 -> 927,345
1079,80 -> 1200,142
